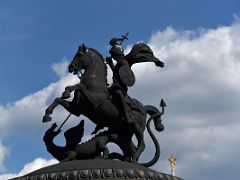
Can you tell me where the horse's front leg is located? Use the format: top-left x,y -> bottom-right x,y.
43,97 -> 64,122
62,84 -> 80,99
43,98 -> 76,122
63,83 -> 98,108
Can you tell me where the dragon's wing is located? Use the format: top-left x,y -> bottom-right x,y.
64,120 -> 84,145
125,43 -> 164,67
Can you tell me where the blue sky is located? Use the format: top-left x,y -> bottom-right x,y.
0,0 -> 238,103
0,1 -> 240,180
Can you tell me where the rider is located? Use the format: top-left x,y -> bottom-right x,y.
106,36 -> 132,123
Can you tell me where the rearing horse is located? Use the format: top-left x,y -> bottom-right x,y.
43,44 -> 164,162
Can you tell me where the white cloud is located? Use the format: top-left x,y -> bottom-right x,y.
0,73 -> 80,173
0,74 -> 80,138
0,20 -> 240,180
0,141 -> 8,172
0,158 -> 57,180
129,21 -> 240,180
51,57 -> 69,78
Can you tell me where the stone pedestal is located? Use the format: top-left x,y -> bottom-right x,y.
10,159 -> 183,180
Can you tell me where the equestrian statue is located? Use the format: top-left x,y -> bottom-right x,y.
42,33 -> 166,166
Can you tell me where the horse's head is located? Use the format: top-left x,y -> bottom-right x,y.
68,44 -> 107,88
68,44 -> 91,75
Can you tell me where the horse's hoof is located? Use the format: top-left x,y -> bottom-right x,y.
42,115 -> 52,123
62,91 -> 71,99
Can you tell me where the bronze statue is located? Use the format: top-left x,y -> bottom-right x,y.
8,34 -> 186,180
42,34 -> 165,164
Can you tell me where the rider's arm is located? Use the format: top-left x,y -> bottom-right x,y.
116,37 -> 125,42
106,57 -> 115,71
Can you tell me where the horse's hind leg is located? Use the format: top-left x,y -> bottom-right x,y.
132,123 -> 145,163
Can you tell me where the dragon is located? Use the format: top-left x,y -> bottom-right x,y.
43,120 -> 133,162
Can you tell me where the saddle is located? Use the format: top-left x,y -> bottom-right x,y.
107,85 -> 145,115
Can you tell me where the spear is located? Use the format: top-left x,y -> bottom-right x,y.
56,113 -> 72,131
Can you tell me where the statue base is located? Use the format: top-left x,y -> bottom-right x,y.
10,159 -> 183,180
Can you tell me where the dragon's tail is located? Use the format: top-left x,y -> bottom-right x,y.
139,105 -> 165,167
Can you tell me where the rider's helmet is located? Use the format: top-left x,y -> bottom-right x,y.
109,38 -> 124,59
109,38 -> 119,46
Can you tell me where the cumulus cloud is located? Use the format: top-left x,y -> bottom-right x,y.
51,57 -> 69,78
0,141 -> 8,172
129,20 -> 240,180
0,73 -> 80,173
0,20 -> 240,180
0,74 -> 81,138
0,158 -> 57,180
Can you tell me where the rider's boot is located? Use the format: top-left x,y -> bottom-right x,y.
117,91 -> 132,123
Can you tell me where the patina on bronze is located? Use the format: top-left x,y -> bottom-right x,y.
10,34 -> 183,180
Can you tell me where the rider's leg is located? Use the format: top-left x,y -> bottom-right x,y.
116,90 -> 132,123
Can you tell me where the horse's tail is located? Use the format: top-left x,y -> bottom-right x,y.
139,105 -> 165,167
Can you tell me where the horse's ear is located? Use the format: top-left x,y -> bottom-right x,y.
82,43 -> 87,52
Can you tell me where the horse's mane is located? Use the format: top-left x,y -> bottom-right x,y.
88,47 -> 108,85
88,48 -> 105,60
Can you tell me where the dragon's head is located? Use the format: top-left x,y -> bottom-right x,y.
43,123 -> 61,142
